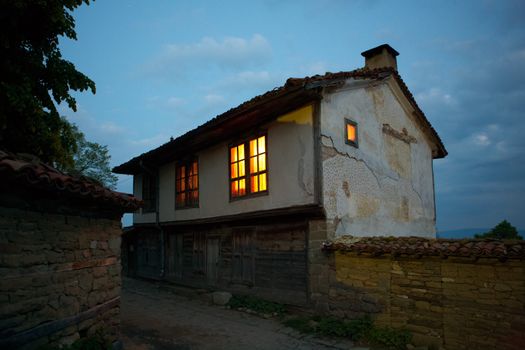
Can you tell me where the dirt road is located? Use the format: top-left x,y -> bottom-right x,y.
120,278 -> 365,350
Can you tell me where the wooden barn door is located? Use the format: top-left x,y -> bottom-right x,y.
206,238 -> 220,286
232,231 -> 255,285
167,234 -> 183,280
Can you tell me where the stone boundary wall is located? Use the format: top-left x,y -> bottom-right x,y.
0,207 -> 123,349
328,251 -> 525,350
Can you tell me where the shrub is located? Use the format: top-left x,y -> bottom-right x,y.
228,295 -> 286,316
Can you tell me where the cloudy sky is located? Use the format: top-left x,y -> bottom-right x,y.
60,0 -> 524,231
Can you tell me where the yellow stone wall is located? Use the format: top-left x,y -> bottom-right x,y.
331,252 -> 525,350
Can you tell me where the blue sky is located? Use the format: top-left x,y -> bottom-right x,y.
59,0 -> 524,231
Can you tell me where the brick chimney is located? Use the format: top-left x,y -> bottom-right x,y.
361,44 -> 399,71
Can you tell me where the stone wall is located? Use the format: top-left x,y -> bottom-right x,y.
328,251 -> 525,350
0,206 -> 123,349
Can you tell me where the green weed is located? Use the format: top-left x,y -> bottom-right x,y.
228,294 -> 286,316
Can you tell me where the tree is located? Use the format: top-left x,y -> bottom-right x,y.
62,125 -> 118,190
0,0 -> 95,169
475,220 -> 523,240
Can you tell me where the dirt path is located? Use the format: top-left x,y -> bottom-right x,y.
120,278 -> 366,350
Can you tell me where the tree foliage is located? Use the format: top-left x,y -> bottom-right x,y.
0,0 -> 95,168
61,125 -> 118,190
475,220 -> 523,240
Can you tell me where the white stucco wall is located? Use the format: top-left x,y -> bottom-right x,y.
320,78 -> 436,238
133,105 -> 316,224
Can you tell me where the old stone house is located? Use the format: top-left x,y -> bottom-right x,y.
114,44 -> 447,305
0,151 -> 140,348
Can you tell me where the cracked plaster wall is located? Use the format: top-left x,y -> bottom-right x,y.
320,79 -> 436,238
133,105 -> 316,224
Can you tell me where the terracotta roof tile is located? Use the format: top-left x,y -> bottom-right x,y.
323,236 -> 525,260
0,150 -> 141,212
114,67 -> 447,174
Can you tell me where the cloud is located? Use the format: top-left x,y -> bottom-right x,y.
145,34 -> 272,78
130,133 -> 170,148
204,94 -> 225,105
99,121 -> 126,135
415,87 -> 457,107
218,70 -> 278,90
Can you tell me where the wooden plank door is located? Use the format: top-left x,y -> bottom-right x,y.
206,238 -> 220,286
167,234 -> 183,280
232,231 -> 255,285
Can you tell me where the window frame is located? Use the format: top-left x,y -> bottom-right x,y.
345,118 -> 359,148
175,157 -> 199,209
141,172 -> 157,213
228,132 -> 269,201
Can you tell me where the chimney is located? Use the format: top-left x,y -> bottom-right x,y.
361,44 -> 399,71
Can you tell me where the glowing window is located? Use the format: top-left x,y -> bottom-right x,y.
345,119 -> 358,147
176,159 -> 199,208
230,135 -> 268,199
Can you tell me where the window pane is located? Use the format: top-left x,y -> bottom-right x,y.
250,156 -> 258,173
347,124 -> 356,142
251,175 -> 258,192
239,179 -> 246,195
239,160 -> 245,177
238,144 -> 245,160
259,173 -> 267,191
231,147 -> 237,163
231,163 -> 238,179
258,154 -> 266,171
193,175 -> 198,189
181,179 -> 186,191
192,161 -> 198,173
231,181 -> 238,197
250,139 -> 257,157
258,136 -> 265,154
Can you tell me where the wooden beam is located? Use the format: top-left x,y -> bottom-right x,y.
0,297 -> 120,348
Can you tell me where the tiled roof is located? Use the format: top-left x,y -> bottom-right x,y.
0,150 -> 141,212
323,235 -> 525,260
285,67 -> 447,158
114,67 -> 446,174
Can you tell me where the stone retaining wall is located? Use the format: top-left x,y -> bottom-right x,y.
0,206 -> 123,349
328,251 -> 525,350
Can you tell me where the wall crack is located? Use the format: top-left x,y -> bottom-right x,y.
321,134 -> 382,189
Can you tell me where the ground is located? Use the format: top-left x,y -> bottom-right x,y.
121,278 -> 368,350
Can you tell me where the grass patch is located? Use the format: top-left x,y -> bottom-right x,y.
227,294 -> 286,317
283,315 -> 411,350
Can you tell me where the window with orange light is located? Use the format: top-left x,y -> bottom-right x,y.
345,118 -> 358,147
175,158 -> 199,208
230,135 -> 267,198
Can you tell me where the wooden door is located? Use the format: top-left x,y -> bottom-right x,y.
232,231 -> 255,285
167,234 -> 183,280
206,238 -> 220,286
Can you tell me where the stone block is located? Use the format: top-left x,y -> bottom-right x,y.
212,291 -> 232,305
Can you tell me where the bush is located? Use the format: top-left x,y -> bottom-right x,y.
283,315 -> 411,349
227,295 -> 286,316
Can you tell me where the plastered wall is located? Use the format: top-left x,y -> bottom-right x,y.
133,105 -> 316,224
320,78 -> 436,237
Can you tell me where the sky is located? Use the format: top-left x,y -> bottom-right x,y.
59,0 -> 525,231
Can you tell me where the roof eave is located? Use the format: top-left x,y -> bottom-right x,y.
113,86 -> 321,175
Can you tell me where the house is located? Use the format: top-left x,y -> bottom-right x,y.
114,44 -> 447,305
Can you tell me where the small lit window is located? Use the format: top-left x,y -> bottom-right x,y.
345,119 -> 358,147
230,135 -> 268,199
176,159 -> 199,208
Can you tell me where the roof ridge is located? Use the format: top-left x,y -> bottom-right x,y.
0,149 -> 141,211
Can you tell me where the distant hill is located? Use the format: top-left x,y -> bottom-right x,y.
438,228 -> 525,239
